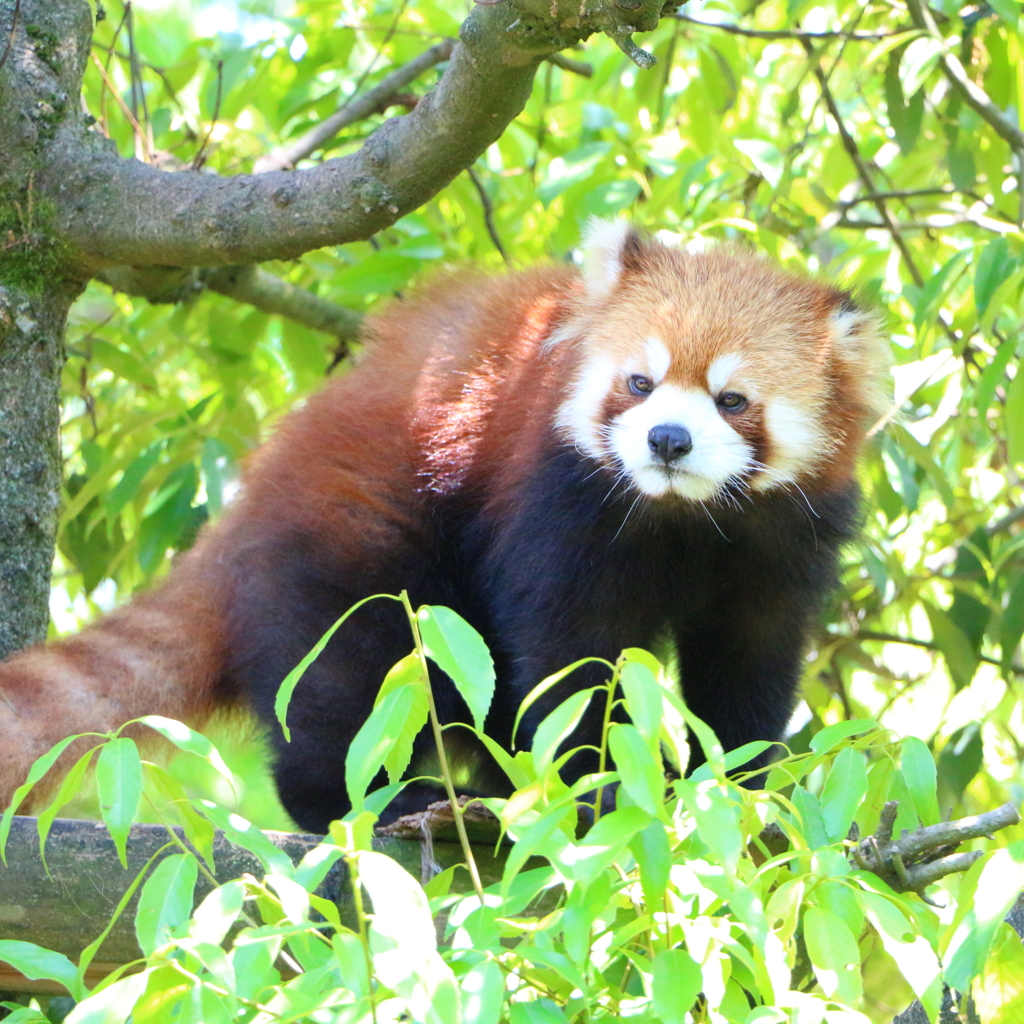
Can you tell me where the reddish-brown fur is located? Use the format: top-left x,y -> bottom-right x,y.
0,238 -> 886,823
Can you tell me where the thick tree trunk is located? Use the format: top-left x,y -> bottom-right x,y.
0,284 -> 78,657
0,0 -> 91,656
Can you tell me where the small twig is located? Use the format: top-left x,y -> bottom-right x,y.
838,187 -> 987,208
546,52 -> 592,77
675,13 -> 898,41
191,58 -> 224,171
89,51 -> 152,163
987,506 -> 1024,536
125,2 -> 152,163
254,39 -> 454,173
0,0 -> 20,75
828,212 -> 1016,234
467,167 -> 509,263
612,33 -> 657,69
850,630 -> 1024,676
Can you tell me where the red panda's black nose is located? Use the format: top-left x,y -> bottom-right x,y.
648,424 -> 693,465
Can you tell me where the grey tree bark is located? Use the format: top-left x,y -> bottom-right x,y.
0,0 -> 675,659
0,1 -> 93,656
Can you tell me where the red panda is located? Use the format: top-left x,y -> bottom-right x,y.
0,222 -> 887,833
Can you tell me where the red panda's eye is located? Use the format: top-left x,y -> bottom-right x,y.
629,375 -> 653,396
718,392 -> 747,412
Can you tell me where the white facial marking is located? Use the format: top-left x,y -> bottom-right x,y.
645,337 -> 671,384
580,218 -> 632,299
751,398 -> 828,492
706,353 -> 743,395
556,355 -> 617,459
609,383 -> 752,500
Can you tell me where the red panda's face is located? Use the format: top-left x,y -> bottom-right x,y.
553,221 -> 888,503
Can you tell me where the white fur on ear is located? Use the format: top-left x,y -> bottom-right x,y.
831,304 -> 890,417
580,218 -> 633,299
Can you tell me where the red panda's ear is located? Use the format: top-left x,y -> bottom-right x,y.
830,294 -> 890,418
580,219 -> 646,299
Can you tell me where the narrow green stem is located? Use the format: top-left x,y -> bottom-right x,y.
346,850 -> 379,1024
400,590 -> 487,905
593,658 -> 623,824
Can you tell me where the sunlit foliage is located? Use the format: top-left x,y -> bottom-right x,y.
59,0 -> 1023,932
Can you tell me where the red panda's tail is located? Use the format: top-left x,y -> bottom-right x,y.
0,538 -> 233,813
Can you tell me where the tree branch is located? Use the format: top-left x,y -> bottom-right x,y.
850,800 -> 1021,899
253,39 -> 455,174
98,264 -> 363,354
676,13 -> 897,42
48,0 -> 671,274
802,38 -> 926,290
201,266 -> 362,346
546,52 -> 593,77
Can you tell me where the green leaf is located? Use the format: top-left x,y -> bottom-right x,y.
912,248 -> 969,330
0,941 -> 81,999
187,879 -> 246,946
95,737 -> 143,868
607,722 -> 666,816
461,959 -> 505,1024
531,687 -> 601,775
885,49 -> 924,154
937,723 -> 984,801
359,850 -> 461,1024
134,853 -> 198,956
509,1000 -> 568,1024
91,339 -> 159,391
899,737 -> 940,826
857,890 -> 941,1018
346,683 -> 425,810
274,592 -> 398,740
538,142 -> 611,204
36,747 -> 102,873
803,906 -> 863,1005
139,716 -> 233,782
512,657 -> 610,747
619,660 -> 662,747
1,734 -> 89,864
974,332 -> 1016,414
923,600 -> 979,691
373,659 -> 430,787
975,237 -> 1016,314
558,805 -> 649,885
809,720 -> 881,754
1008,365 -> 1024,470
418,605 -> 495,731
651,948 -> 702,1024
989,0 -> 1021,27
687,740 -> 773,784
944,842 -> 1024,991
898,36 -> 944,97
791,785 -> 830,849
820,746 -> 868,843
629,816 -> 672,908
64,969 -> 152,1024
677,778 -> 743,870
198,802 -> 295,876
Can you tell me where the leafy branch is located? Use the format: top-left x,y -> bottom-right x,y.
905,0 -> 1024,226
